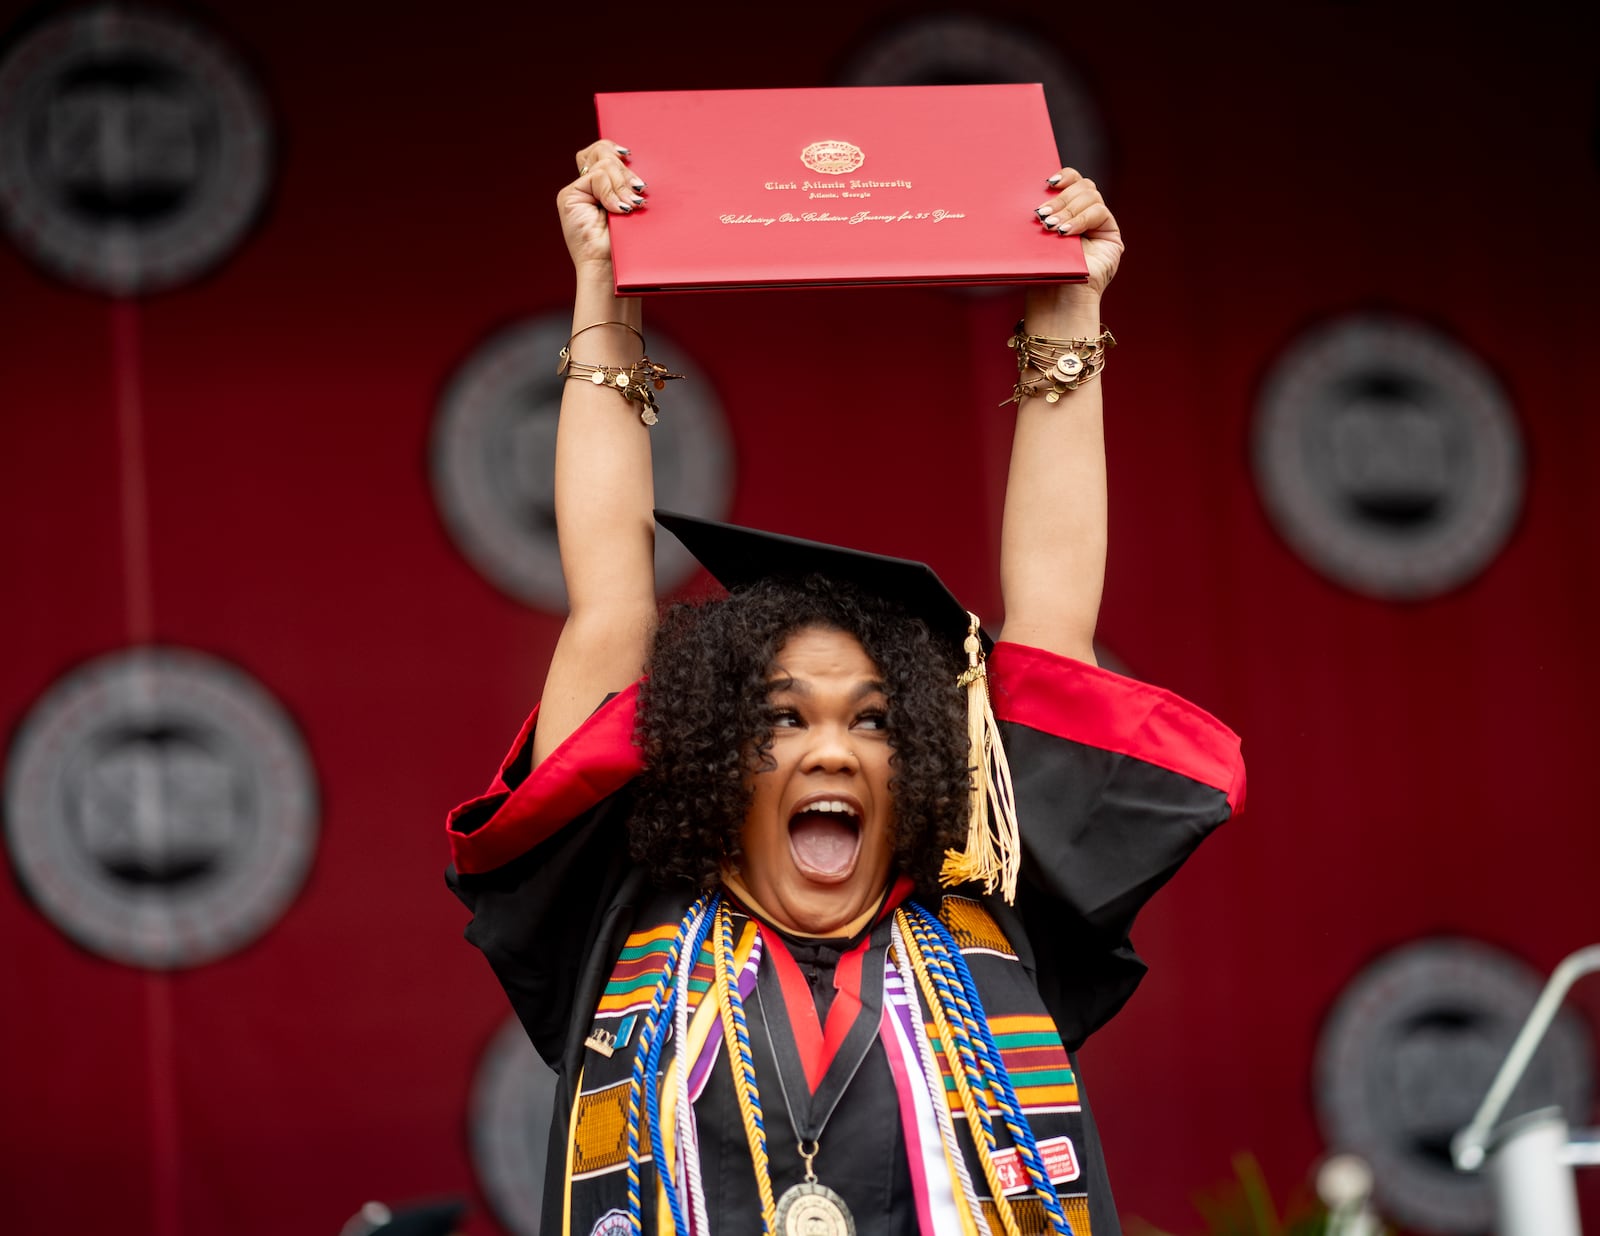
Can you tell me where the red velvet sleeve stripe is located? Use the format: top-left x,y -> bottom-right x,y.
446,682 -> 646,874
988,642 -> 1247,814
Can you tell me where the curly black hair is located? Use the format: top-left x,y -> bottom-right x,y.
630,575 -> 971,898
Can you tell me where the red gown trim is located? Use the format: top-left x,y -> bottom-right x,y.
988,642 -> 1247,813
447,642 -> 1248,875
447,683 -> 644,874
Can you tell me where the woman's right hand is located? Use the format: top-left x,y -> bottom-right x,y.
558,140 -> 645,271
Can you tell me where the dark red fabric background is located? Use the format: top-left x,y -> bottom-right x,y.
3,3 -> 1598,1234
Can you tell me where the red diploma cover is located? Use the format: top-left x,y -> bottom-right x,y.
594,85 -> 1086,294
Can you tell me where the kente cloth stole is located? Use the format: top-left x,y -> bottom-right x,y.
563,895 -> 1095,1236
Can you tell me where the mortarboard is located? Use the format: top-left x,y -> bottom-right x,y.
655,509 -> 1020,901
653,509 -> 992,655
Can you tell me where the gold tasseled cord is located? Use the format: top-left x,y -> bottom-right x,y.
940,613 -> 1020,903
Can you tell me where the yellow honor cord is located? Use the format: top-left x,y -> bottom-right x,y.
657,919 -> 760,1235
896,908 -> 1024,1236
714,907 -> 778,1233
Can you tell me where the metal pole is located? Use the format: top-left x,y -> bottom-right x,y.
1485,1108 -> 1583,1236
1452,944 -> 1600,1172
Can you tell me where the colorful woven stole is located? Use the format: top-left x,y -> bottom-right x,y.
563,893 -> 1095,1236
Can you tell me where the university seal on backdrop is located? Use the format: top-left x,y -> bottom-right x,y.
838,15 -> 1107,186
431,314 -> 734,611
1314,937 -> 1594,1233
4,648 -> 317,969
0,4 -> 272,294
470,1013 -> 560,1236
1253,314 -> 1523,600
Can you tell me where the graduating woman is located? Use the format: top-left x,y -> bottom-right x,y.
446,140 -> 1246,1236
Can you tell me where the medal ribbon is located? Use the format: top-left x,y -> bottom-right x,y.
755,920 -> 890,1173
763,931 -> 869,1094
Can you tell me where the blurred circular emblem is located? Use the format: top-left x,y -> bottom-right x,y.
0,4 -> 273,295
4,647 -> 318,969
1314,938 -> 1594,1233
839,15 -> 1107,184
470,1014 -> 559,1236
431,314 -> 734,611
1254,314 -> 1523,599
801,140 -> 863,175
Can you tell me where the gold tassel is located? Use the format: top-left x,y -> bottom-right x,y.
940,613 -> 1021,903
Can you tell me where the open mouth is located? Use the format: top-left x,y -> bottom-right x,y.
787,796 -> 863,882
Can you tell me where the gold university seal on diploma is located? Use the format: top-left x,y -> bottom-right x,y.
800,140 -> 865,175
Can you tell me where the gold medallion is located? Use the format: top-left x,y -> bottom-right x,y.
590,370 -> 606,385
775,1182 -> 855,1236
639,407 -> 659,426
1055,353 -> 1084,378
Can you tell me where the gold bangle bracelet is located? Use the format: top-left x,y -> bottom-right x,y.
556,353 -> 683,426
567,320 -> 645,349
1001,321 -> 1116,406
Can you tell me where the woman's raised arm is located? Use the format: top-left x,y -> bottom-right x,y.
995,169 -> 1125,663
531,141 -> 659,766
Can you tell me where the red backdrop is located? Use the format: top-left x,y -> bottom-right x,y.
3,3 -> 1598,1234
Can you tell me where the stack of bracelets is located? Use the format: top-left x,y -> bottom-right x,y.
1003,321 -> 1115,406
558,321 -> 684,426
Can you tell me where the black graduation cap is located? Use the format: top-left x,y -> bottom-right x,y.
654,509 -> 992,654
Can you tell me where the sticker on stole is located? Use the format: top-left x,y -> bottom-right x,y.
992,1135 -> 1080,1194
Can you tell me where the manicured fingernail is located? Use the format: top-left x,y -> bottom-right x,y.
618,202 -> 633,213
1044,215 -> 1061,227
632,180 -> 647,190
616,146 -> 631,156
630,194 -> 644,205
1036,204 -> 1052,216
1047,173 -> 1062,185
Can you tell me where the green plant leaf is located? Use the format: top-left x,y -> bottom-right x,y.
1234,1153 -> 1282,1235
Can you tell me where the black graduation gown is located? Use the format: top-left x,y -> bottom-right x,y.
446,641 -> 1246,1236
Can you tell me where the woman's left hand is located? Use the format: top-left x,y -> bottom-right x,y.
558,139 -> 643,272
1035,168 -> 1123,296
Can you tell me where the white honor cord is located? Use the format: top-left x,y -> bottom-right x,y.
884,946 -> 972,1236
674,903 -> 710,1236
891,922 -> 993,1236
